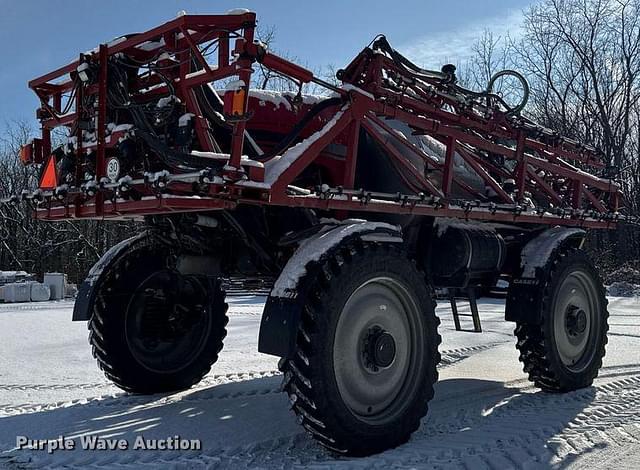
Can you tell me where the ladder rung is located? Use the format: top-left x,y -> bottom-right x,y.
448,289 -> 482,333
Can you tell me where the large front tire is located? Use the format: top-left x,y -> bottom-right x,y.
88,244 -> 228,394
512,248 -> 608,392
281,241 -> 441,456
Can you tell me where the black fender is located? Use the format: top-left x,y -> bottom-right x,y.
258,221 -> 403,358
72,232 -> 152,321
505,227 -> 586,324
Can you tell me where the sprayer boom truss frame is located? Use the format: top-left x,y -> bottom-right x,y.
24,12 -> 621,229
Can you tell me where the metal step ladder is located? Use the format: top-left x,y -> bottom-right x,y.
448,288 -> 482,333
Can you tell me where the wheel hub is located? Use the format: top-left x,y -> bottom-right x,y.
333,276 -> 423,424
363,326 -> 396,371
125,270 -> 213,374
553,270 -> 600,372
565,306 -> 587,337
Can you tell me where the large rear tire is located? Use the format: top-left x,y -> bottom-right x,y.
88,244 -> 228,394
512,248 -> 608,392
281,240 -> 441,456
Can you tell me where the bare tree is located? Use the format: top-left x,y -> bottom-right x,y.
458,0 -> 640,268
460,29 -> 510,90
512,0 -> 640,171
252,24 -> 338,95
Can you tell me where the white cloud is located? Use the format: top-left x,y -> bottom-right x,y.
397,9 -> 524,69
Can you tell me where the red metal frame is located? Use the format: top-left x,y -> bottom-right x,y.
21,12 -> 623,230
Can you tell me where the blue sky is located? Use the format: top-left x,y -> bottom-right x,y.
0,0 -> 531,125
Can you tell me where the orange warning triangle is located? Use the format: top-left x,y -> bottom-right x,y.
39,155 -> 58,190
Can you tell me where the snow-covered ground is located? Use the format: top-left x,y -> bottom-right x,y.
0,295 -> 638,469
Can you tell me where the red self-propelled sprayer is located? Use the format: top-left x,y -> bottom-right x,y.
7,9 -> 623,456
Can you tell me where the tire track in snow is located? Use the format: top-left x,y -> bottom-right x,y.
438,342 -> 508,368
0,370 -> 282,417
0,344 -> 504,417
182,373 -> 640,470
0,382 -> 110,392
0,370 -> 280,394
409,375 -> 640,470
0,343 -> 504,393
0,303 -> 73,312
5,374 -> 640,469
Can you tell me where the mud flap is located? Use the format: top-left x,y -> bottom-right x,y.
73,282 -> 94,322
505,278 -> 543,324
258,295 -> 308,358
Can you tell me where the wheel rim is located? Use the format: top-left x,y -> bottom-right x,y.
552,269 -> 600,372
125,271 -> 213,374
333,276 -> 425,424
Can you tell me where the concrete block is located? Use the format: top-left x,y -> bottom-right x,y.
44,273 -> 66,300
30,283 -> 51,302
3,283 -> 31,303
